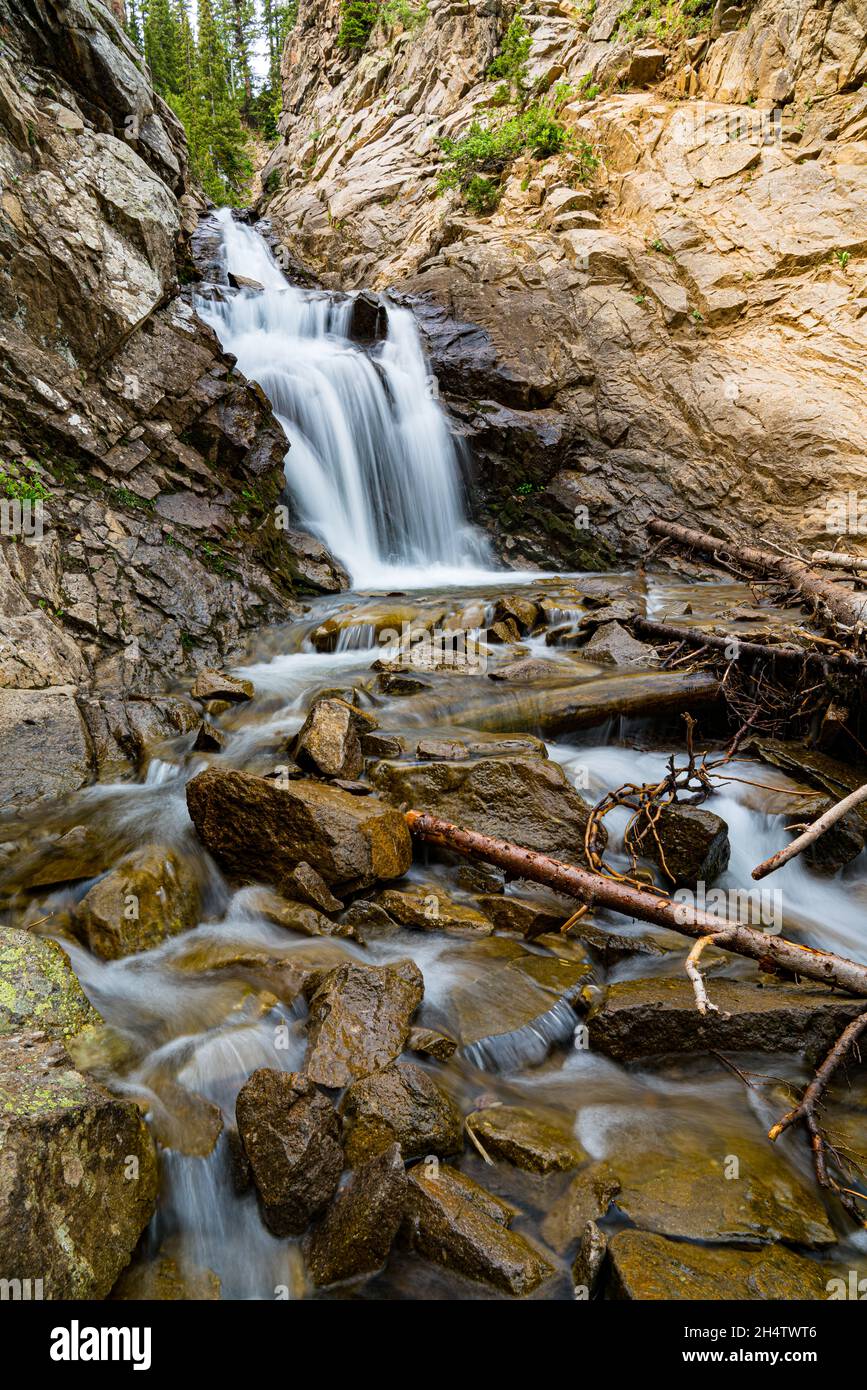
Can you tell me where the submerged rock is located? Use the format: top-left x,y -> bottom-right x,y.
541,1161 -> 621,1254
589,976 -> 866,1064
74,844 -> 201,959
0,928 -> 101,1042
406,1026 -> 458,1062
111,1252 -> 222,1300
306,1143 -> 407,1287
377,884 -> 493,936
608,1230 -> 839,1300
235,1068 -> 343,1236
644,804 -> 731,888
370,755 -> 598,862
293,697 -> 377,781
303,959 -> 424,1088
340,1062 -> 463,1166
581,621 -> 659,667
186,767 -> 412,892
465,1105 -> 585,1174
405,1163 -> 555,1297
0,1032 -> 158,1299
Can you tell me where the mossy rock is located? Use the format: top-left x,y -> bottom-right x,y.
0,928 -> 101,1042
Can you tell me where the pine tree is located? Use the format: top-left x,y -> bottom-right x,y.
143,0 -> 182,96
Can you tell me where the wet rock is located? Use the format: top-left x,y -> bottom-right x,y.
147,1078 -> 224,1158
340,1062 -> 463,1166
0,928 -> 101,1042
377,885 -> 493,937
305,1143 -> 407,1287
405,1163 -> 555,1297
493,595 -> 540,632
362,732 -> 406,759
465,1105 -> 585,1174
186,767 -> 412,893
293,697 -> 377,780
238,887 -> 356,941
572,1221 -> 608,1296
542,1161 -> 621,1253
797,797 -> 865,873
475,893 -> 565,938
234,1068 -> 343,1236
370,755 -> 597,862
228,272 -> 264,291
457,862 -> 505,894
377,671 -> 432,696
20,825 -> 114,889
447,937 -> 593,1071
578,600 -> 639,629
347,290 -> 387,343
608,1230 -> 837,1300
489,656 -> 569,683
589,976 -> 865,1064
0,1032 -> 158,1299
645,804 -> 730,888
416,738 -> 469,760
581,622 -> 659,667
75,844 -> 201,960
304,959 -> 424,1088
488,617 -> 522,644
609,1127 -> 834,1248
406,1026 -> 458,1062
111,1253 -> 221,1300
193,720 -> 225,753
190,669 -> 254,703
283,862 -> 344,913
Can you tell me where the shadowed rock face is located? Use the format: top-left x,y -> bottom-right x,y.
261,0 -> 867,567
0,0 -> 347,806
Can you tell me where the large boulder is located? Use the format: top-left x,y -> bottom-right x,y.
643,804 -> 731,888
404,1163 -> 555,1297
370,755 -> 598,862
305,1143 -> 407,1287
0,1032 -> 158,1299
186,767 -> 412,893
294,697 -> 377,781
74,844 -> 201,959
339,1062 -> 463,1166
0,928 -> 101,1042
303,960 -> 424,1088
234,1068 -> 343,1236
0,688 -> 92,811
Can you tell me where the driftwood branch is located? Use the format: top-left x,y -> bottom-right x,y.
752,782 -> 867,881
811,550 -> 867,575
632,616 -> 866,672
404,810 -> 867,996
768,1010 -> 867,1225
647,519 -> 867,642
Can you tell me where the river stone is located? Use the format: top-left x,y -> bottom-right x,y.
644,804 -> 731,888
305,1143 -> 407,1287
23,825 -> 116,888
0,1032 -> 158,1299
74,844 -> 201,960
283,862 -> 344,913
362,731 -> 406,759
589,976 -> 866,1064
0,928 -> 101,1042
303,959 -> 424,1088
581,622 -> 659,667
444,936 -> 592,1070
405,1163 -> 555,1296
294,697 -> 377,781
406,1025 -> 458,1062
610,1128 -> 834,1248
377,885 -> 493,936
246,887 -> 357,941
186,767 -> 412,893
193,721 -> 225,752
572,1221 -> 608,1297
465,1105 -> 585,1174
340,1062 -> 463,1166
541,1160 -> 621,1253
489,656 -> 570,682
493,595 -> 540,632
369,755 -> 597,862
147,1078 -> 224,1158
111,1253 -> 222,1300
475,893 -> 565,938
608,1230 -> 838,1300
190,669 -> 254,702
797,797 -> 865,873
235,1068 -> 343,1236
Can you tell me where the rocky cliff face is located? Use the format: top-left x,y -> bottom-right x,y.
0,0 -> 345,810
261,0 -> 867,567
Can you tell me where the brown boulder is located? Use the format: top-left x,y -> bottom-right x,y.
340,1062 -> 463,1166
304,959 -> 424,1088
293,697 -> 377,780
305,1143 -> 407,1287
74,844 -> 201,959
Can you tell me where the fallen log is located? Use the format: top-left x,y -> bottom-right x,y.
632,617 -> 866,672
811,550 -> 867,574
398,670 -> 721,737
404,810 -> 867,996
648,519 -> 867,642
752,781 -> 867,881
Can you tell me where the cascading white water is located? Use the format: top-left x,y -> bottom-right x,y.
197,209 -> 495,589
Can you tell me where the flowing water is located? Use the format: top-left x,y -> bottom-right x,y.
6,213 -> 866,1299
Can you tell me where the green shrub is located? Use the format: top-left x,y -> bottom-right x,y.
464,175 -> 502,214
381,0 -> 428,28
262,168 -> 282,196
487,14 -> 531,100
0,458 -> 51,503
337,0 -> 380,49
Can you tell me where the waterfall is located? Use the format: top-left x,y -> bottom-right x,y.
197,209 -> 495,589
